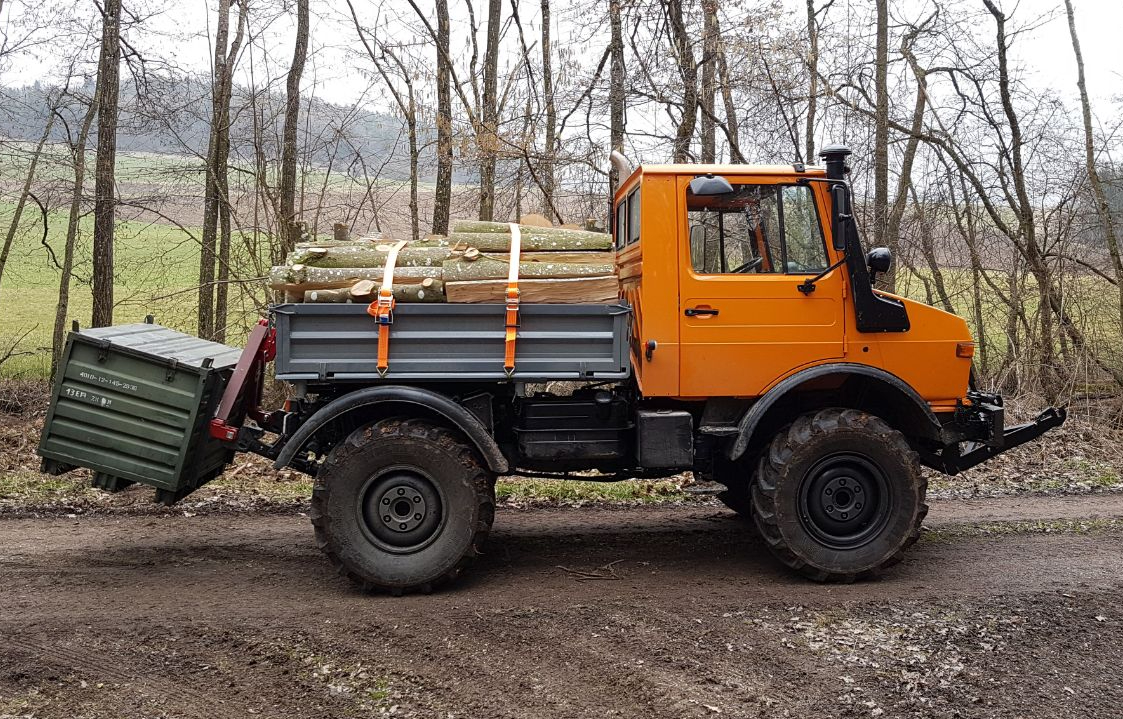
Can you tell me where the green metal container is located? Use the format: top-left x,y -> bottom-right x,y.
37,322 -> 243,504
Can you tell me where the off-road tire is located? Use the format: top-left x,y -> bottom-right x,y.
751,408 -> 927,582
310,418 -> 495,594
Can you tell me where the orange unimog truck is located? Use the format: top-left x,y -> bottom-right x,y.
38,145 -> 1065,594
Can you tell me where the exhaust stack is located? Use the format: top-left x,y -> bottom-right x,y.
610,150 -> 633,188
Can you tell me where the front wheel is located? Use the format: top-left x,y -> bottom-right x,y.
310,419 -> 495,594
752,408 -> 927,582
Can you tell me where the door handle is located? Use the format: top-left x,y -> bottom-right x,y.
684,307 -> 719,317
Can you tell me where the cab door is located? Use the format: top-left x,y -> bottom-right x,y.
677,178 -> 845,398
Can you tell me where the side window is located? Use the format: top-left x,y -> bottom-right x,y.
627,189 -> 640,245
615,200 -> 626,250
782,185 -> 828,272
687,182 -> 826,274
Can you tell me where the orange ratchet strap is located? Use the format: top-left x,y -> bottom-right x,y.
367,240 -> 408,377
504,223 -> 522,376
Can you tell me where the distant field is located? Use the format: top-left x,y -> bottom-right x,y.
0,200 -> 266,377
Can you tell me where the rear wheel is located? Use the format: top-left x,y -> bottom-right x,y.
752,408 -> 926,582
310,418 -> 495,594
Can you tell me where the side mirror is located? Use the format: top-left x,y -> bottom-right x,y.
830,184 -> 851,251
688,174 -> 734,196
867,247 -> 892,281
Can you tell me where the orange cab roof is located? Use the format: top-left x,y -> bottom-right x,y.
634,163 -> 827,176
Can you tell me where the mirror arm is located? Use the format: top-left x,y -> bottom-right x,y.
797,256 -> 847,295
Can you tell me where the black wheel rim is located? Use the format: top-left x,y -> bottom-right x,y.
358,466 -> 445,554
797,453 -> 892,550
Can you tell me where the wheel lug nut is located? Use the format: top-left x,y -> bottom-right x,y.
382,498 -> 390,505
397,488 -> 405,495
854,486 -> 861,493
856,503 -> 862,509
383,515 -> 391,522
841,512 -> 848,519
413,496 -> 421,503
826,505 -> 834,513
825,488 -> 833,496
414,513 -> 423,520
399,523 -> 407,530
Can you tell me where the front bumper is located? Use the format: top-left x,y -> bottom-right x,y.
922,391 -> 1067,475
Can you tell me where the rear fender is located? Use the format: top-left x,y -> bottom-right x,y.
273,385 -> 508,474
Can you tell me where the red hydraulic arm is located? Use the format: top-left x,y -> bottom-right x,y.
208,318 -> 277,442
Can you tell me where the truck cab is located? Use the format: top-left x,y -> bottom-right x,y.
614,154 -> 972,411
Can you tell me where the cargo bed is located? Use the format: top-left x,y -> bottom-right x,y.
272,302 -> 632,383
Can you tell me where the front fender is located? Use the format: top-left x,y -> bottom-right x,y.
273,385 -> 508,474
727,363 -> 944,461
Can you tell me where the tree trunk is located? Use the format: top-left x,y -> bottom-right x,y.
214,1 -> 247,344
306,279 -> 445,303
479,0 -> 502,221
287,245 -> 456,268
1065,0 -> 1123,339
872,0 -> 889,252
884,26 -> 931,292
699,0 -> 718,163
665,0 -> 697,163
0,98 -> 57,289
92,0 -> 121,328
52,89 -> 101,377
804,0 -> 819,163
269,265 -> 443,293
442,257 -> 614,282
432,0 -> 453,235
540,0 -> 558,220
609,0 -> 625,198
199,0 -> 232,340
279,0 -> 309,257
715,23 -> 741,162
446,275 -> 619,303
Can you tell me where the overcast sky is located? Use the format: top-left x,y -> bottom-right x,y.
3,0 -> 1121,130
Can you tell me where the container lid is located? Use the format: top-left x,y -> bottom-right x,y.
76,323 -> 243,369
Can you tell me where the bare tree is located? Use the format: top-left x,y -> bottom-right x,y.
479,0 -> 502,221
347,0 -> 420,242
871,0 -> 889,251
52,84 -> 101,375
200,0 -> 247,341
1065,0 -> 1123,338
664,0 -> 697,163
803,0 -> 833,163
608,0 -> 625,193
699,0 -> 717,163
0,91 -> 58,289
92,0 -> 122,328
279,0 -> 309,256
432,0 -> 453,235
539,0 -> 558,219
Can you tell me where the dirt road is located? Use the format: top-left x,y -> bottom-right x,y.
2,494 -> 1122,718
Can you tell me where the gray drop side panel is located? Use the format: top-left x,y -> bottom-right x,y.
273,302 -> 633,382
37,324 -> 241,491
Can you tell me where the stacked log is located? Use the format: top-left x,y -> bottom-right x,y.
268,220 -> 617,304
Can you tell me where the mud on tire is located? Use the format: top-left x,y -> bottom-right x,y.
751,408 -> 927,582
309,419 -> 495,595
